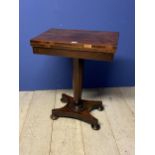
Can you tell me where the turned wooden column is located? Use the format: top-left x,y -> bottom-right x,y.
73,59 -> 84,107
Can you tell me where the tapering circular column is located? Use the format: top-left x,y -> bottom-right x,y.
72,59 -> 84,111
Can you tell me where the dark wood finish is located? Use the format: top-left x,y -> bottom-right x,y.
30,28 -> 119,130
33,47 -> 114,61
73,59 -> 83,106
30,28 -> 119,61
51,58 -> 103,129
51,93 -> 104,130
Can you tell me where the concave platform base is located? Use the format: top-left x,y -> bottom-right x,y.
51,93 -> 104,130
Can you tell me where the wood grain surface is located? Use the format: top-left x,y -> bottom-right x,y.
30,28 -> 119,61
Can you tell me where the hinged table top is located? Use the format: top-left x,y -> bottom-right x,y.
30,28 -> 119,61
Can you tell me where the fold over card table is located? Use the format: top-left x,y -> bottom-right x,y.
30,28 -> 119,130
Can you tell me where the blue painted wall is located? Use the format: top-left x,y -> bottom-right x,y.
19,0 -> 135,90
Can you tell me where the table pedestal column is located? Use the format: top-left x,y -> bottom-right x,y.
51,58 -> 104,130
72,59 -> 83,111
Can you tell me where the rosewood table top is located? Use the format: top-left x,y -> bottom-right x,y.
30,28 -> 119,61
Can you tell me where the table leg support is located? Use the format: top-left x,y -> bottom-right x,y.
51,59 -> 104,130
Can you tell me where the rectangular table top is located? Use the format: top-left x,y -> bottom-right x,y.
30,28 -> 119,61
